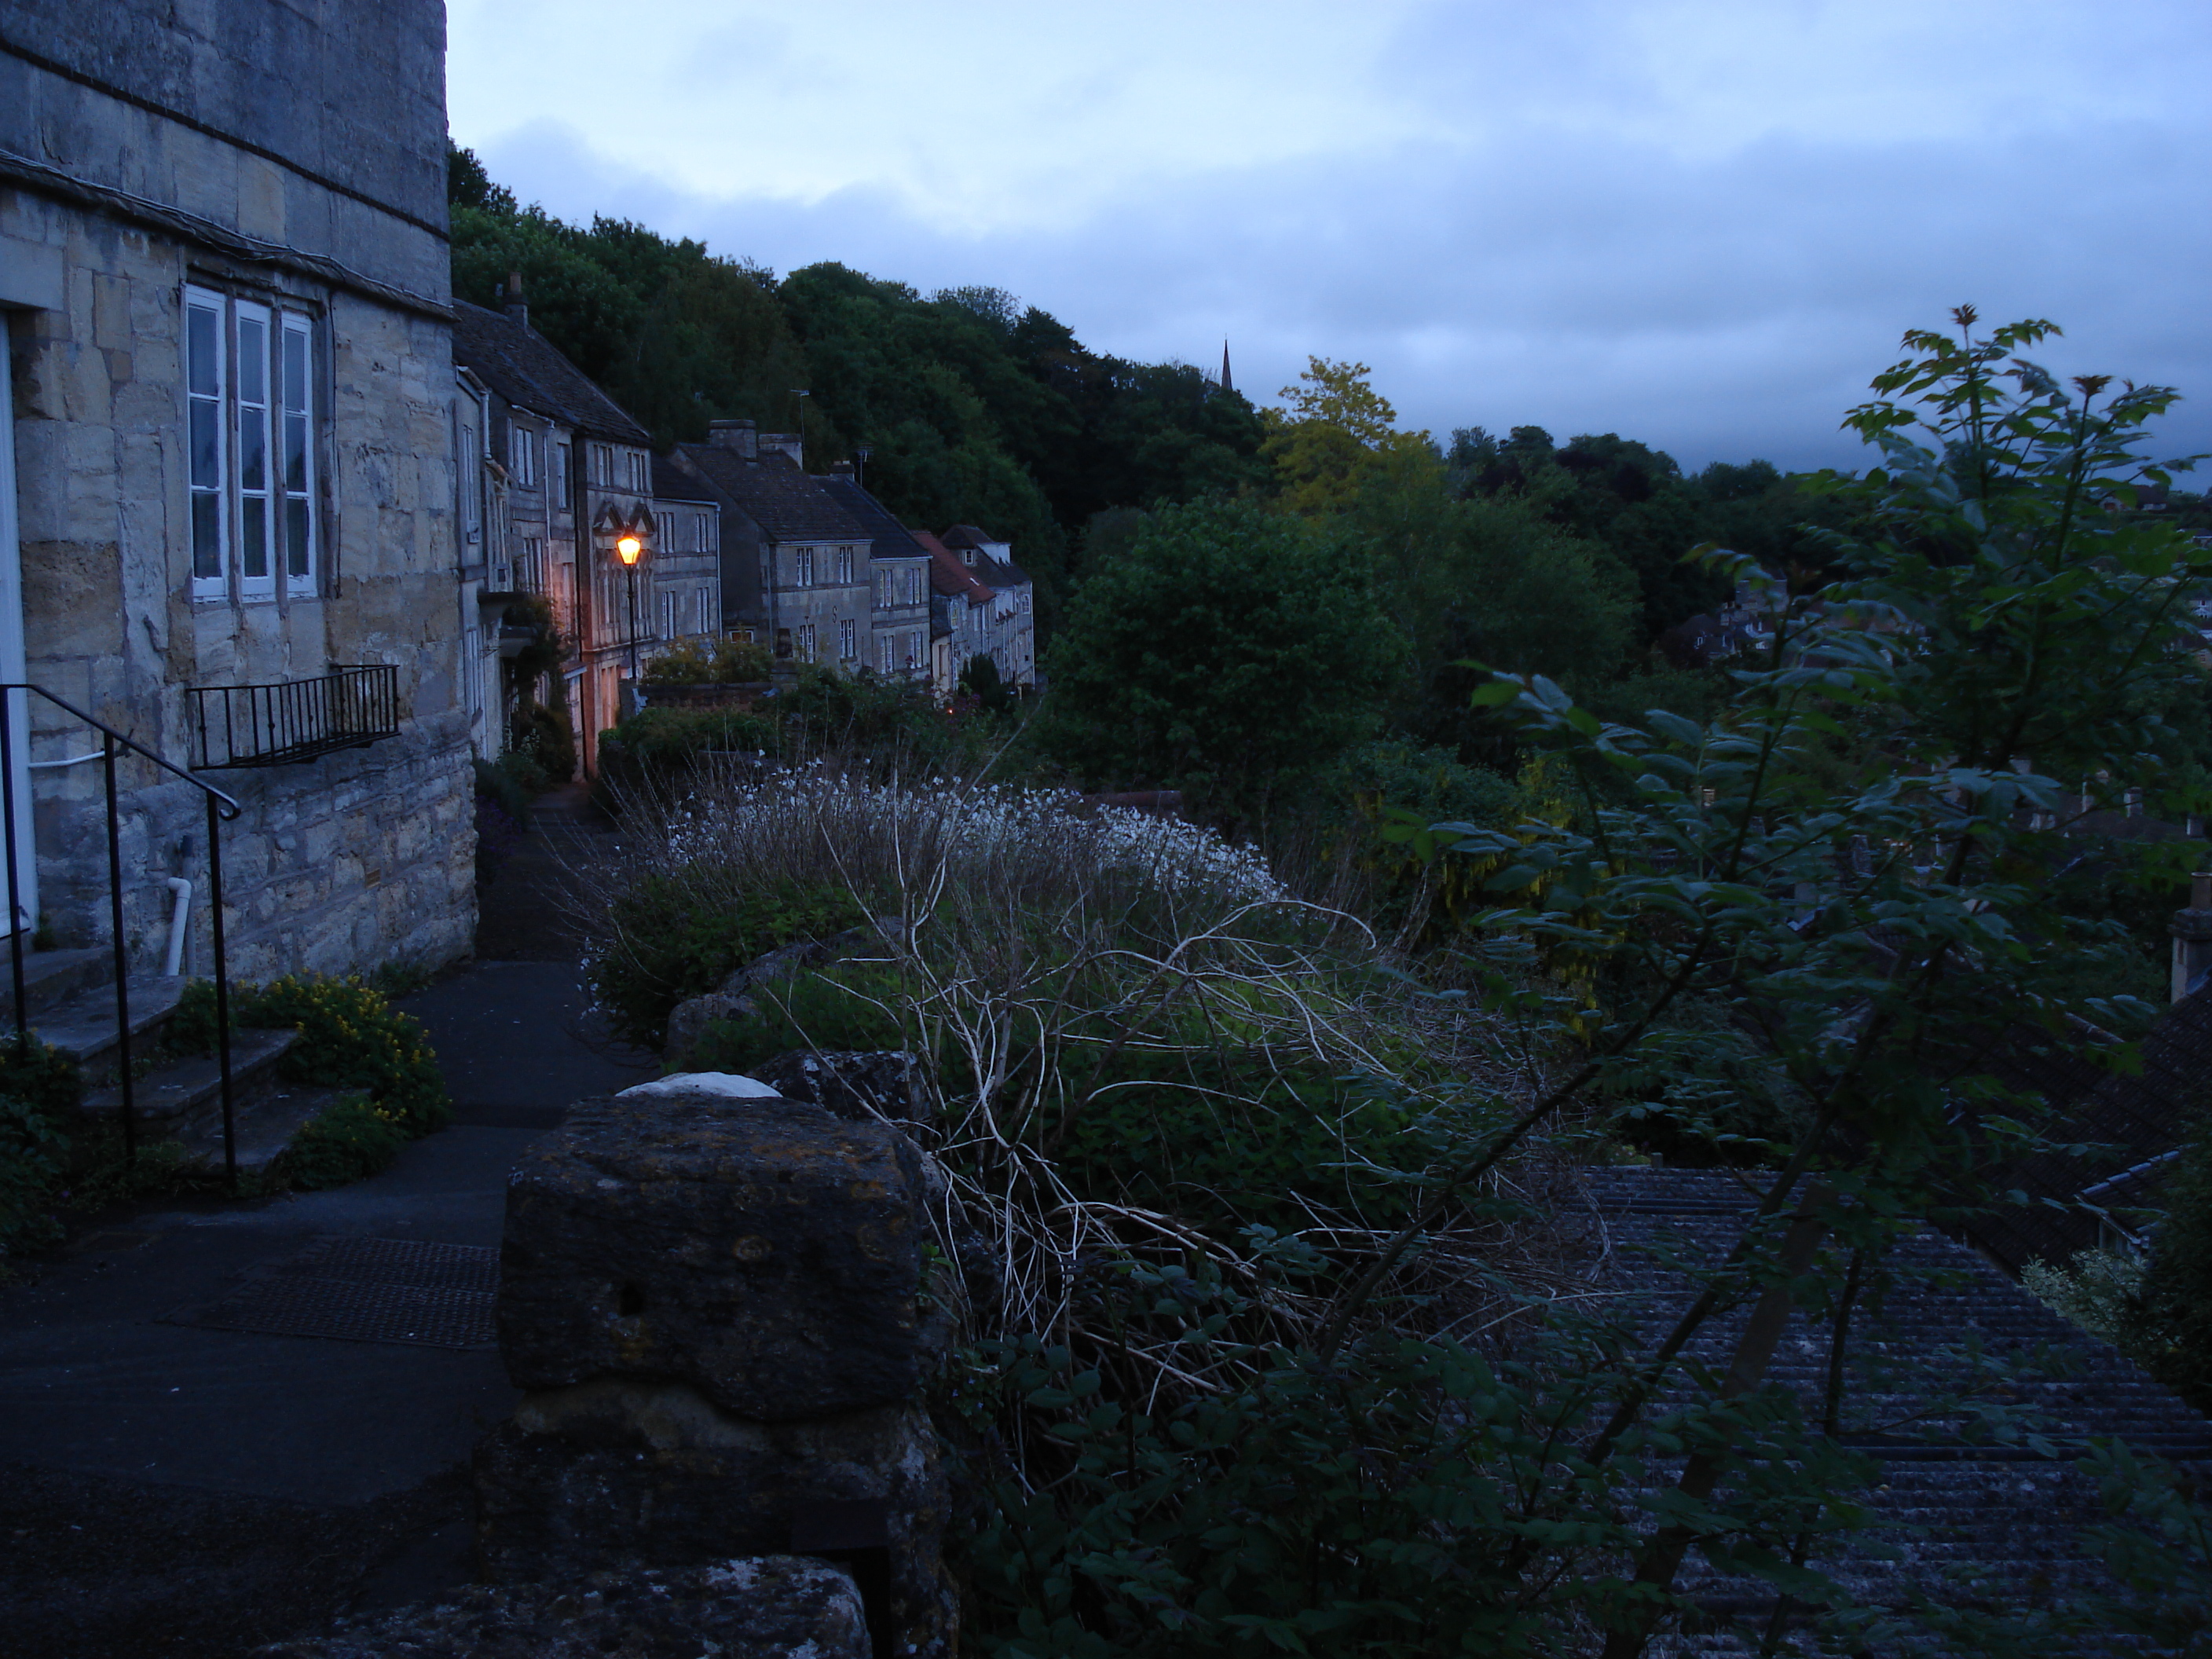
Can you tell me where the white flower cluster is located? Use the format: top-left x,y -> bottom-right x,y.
653,768 -> 1286,905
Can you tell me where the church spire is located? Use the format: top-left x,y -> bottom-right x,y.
1220,339 -> 1233,394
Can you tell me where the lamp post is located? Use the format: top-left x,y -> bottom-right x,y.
854,443 -> 872,490
793,389 -> 809,466
616,529 -> 645,678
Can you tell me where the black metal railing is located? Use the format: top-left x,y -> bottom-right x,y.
186,665 -> 400,770
2,685 -> 246,1185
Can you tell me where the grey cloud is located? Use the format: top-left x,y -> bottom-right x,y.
477,96 -> 2212,474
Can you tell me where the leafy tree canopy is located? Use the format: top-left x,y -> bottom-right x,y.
1037,500 -> 1408,818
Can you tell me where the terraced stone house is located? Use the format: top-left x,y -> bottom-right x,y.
0,0 -> 474,983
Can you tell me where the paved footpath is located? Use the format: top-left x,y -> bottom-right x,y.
0,952 -> 656,1659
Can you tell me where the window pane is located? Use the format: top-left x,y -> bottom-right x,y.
284,411 -> 307,494
192,493 -> 221,579
189,401 -> 220,489
282,327 -> 307,412
240,403 -> 267,493
186,305 -> 218,396
236,317 -> 266,406
242,500 -> 269,578
287,499 -> 310,577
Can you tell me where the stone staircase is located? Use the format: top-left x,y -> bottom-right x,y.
1578,1166 -> 2211,1652
3,945 -> 330,1174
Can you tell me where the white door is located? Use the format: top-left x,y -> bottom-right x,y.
0,346 -> 34,934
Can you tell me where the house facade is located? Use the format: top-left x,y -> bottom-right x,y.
916,530 -> 997,698
649,456 -> 723,657
819,471 -> 930,681
940,523 -> 1037,690
449,289 -> 661,775
0,1 -> 474,978
667,422 -> 872,672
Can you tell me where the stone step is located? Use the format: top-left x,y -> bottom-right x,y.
82,1027 -> 295,1124
0,946 -> 115,1022
174,1079 -> 343,1174
31,972 -> 188,1079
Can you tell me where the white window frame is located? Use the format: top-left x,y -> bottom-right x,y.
511,423 -> 540,489
185,284 -> 319,603
551,438 -> 570,502
185,287 -> 228,602
794,547 -> 815,587
840,617 -> 857,661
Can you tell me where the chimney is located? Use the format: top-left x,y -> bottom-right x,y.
2174,872 -> 2212,1002
757,432 -> 804,468
504,269 -> 529,328
708,419 -> 758,460
830,459 -> 854,476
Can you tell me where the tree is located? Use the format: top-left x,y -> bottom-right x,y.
1038,501 -> 1407,819
1263,357 -> 1438,518
1359,309 -> 2212,1652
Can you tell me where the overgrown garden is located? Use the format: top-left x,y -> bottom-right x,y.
576,312 -> 2212,1653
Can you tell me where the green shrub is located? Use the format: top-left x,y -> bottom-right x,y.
2133,1117 -> 2212,1412
1054,1053 -> 1415,1232
269,1093 -> 411,1190
589,876 -> 870,1049
641,637 -> 773,684
173,975 -> 448,1137
473,756 -> 534,830
688,962 -> 909,1074
0,1091 -> 65,1257
597,706 -> 778,800
510,698 -> 575,782
0,1036 -> 82,1119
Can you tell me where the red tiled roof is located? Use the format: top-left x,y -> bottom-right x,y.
913,529 -> 993,602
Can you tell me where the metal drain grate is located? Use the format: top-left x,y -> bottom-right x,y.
173,1235 -> 500,1350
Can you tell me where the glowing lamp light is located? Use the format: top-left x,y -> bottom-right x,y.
615,533 -> 643,566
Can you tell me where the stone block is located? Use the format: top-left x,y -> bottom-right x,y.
497,1091 -> 928,1419
252,1555 -> 867,1659
749,1049 -> 928,1125
474,1383 -> 953,1659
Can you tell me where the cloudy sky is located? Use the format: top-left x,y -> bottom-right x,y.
447,0 -> 2212,474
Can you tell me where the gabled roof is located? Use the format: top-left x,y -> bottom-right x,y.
670,443 -> 867,544
914,529 -> 994,603
938,522 -> 1031,588
651,452 -> 719,506
817,477 -> 930,561
449,299 -> 652,446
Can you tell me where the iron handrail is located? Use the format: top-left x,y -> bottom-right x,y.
2,683 -> 245,1188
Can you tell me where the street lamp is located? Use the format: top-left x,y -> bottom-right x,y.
616,529 -> 646,677
854,443 -> 873,489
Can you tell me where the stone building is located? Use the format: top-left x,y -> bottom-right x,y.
939,523 -> 1036,690
915,530 -> 996,699
648,456 -> 723,657
818,470 -> 929,681
0,1 -> 474,980
666,423 -> 871,672
449,289 -> 659,775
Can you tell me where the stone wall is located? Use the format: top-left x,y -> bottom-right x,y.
0,7 -> 474,981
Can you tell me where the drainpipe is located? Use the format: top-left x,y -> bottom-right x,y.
163,877 -> 192,976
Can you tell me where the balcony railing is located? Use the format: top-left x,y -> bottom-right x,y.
186,665 -> 401,770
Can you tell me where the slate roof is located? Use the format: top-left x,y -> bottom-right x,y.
650,452 -> 718,505
1579,1166 -> 2212,1651
914,529 -> 993,603
668,444 -> 866,544
939,521 -> 1031,588
449,300 -> 652,446
816,478 -> 930,561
